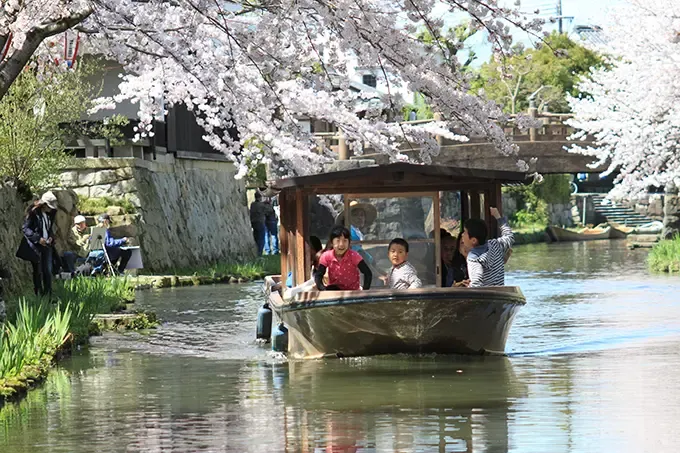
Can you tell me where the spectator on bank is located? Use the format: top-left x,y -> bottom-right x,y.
250,191 -> 273,255
16,192 -> 58,296
61,215 -> 91,274
264,196 -> 279,255
98,214 -> 132,275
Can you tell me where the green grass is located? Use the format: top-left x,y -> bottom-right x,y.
141,255 -> 281,280
0,300 -> 71,399
0,276 -> 137,402
77,196 -> 136,215
648,237 -> 680,273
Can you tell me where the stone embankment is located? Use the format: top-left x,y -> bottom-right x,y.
59,157 -> 255,273
132,274 -> 259,290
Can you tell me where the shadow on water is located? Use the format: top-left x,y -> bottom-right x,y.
4,240 -> 680,452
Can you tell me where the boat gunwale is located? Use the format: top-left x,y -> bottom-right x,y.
263,276 -> 526,313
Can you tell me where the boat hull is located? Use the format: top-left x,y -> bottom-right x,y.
549,226 -> 611,242
265,277 -> 525,359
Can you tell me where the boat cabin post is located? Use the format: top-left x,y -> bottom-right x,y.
274,164 -> 526,289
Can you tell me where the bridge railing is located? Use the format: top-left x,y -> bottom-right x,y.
312,112 -> 579,159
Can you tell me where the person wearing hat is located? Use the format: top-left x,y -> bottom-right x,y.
61,214 -> 91,274
98,213 -> 132,274
16,191 -> 58,296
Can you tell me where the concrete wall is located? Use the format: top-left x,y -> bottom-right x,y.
60,157 -> 255,272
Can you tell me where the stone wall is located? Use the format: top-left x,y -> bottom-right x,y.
0,185 -> 31,292
60,157 -> 255,272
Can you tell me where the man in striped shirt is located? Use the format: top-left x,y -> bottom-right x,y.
461,207 -> 514,287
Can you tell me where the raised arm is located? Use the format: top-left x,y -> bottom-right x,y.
490,207 -> 514,252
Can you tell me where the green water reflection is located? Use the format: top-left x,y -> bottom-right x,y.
2,241 -> 680,452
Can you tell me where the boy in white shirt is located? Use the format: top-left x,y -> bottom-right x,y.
386,238 -> 422,289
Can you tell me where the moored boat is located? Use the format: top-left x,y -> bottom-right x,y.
608,222 -> 635,239
548,225 -> 611,242
262,163 -> 530,359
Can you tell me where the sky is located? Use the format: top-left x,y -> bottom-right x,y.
461,0 -> 625,65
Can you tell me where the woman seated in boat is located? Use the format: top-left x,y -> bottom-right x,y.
441,233 -> 469,287
314,226 -> 372,291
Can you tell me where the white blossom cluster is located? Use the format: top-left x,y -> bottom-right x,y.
2,0 -> 544,177
568,0 -> 680,198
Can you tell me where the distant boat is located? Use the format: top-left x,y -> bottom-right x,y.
548,226 -> 611,242
609,221 -> 663,238
608,222 -> 635,239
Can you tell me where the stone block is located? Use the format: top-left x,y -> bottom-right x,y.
72,186 -> 90,198
106,206 -> 125,216
89,183 -> 114,198
125,193 -> 142,208
109,223 -> 137,238
81,169 -> 126,187
60,171 -> 80,187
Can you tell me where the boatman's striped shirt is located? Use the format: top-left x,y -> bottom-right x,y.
467,218 -> 514,287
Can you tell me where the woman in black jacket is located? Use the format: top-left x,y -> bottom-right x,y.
16,192 -> 58,296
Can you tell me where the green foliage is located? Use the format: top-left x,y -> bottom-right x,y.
648,237 -> 680,273
77,196 -> 137,215
0,59 -> 128,193
144,255 -> 281,280
505,174 -> 573,229
534,174 -> 573,204
0,276 -> 138,401
0,300 -> 71,396
402,92 -> 434,121
471,32 -> 604,113
416,22 -> 478,69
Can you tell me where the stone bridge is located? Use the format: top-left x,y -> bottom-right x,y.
315,112 -> 603,174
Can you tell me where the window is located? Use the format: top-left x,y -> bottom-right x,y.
362,74 -> 377,88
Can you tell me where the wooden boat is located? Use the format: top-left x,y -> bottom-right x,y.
265,276 -> 526,358
608,222 -> 635,239
548,226 -> 611,242
266,163 -> 530,359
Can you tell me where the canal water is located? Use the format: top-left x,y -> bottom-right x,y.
2,241 -> 680,452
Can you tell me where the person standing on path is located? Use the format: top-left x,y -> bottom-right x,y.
16,192 -> 58,296
263,196 -> 279,255
250,191 -> 269,255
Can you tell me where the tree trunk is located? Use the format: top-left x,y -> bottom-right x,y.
0,9 -> 92,101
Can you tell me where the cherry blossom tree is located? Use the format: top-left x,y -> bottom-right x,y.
2,0 -> 545,177
568,0 -> 680,199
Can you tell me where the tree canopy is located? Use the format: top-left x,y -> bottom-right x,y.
472,32 -> 603,114
568,0 -> 680,199
0,1 -> 546,177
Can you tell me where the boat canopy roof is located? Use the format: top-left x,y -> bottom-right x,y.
272,163 -> 528,194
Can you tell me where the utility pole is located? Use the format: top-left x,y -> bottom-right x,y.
557,0 -> 563,34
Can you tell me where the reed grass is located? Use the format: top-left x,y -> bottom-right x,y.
0,300 -> 72,398
0,276 -> 137,401
648,237 -> 680,273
